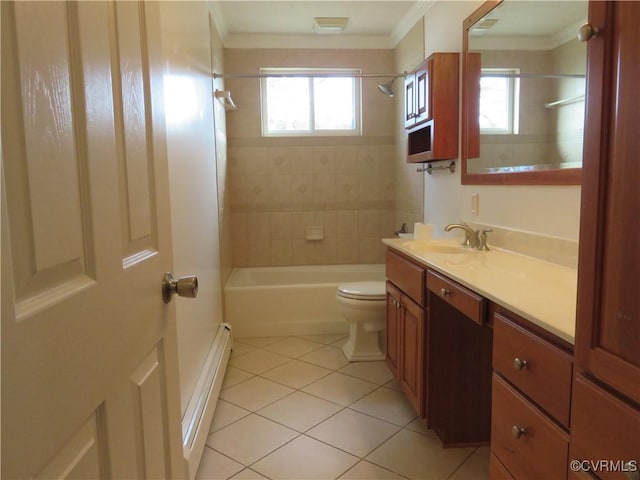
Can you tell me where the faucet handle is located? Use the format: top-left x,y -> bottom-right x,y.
479,229 -> 493,251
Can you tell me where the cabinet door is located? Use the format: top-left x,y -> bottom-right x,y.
404,73 -> 417,127
414,61 -> 429,125
386,282 -> 402,380
575,0 -> 640,404
400,294 -> 425,416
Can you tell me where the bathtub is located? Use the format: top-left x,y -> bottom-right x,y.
224,264 -> 386,337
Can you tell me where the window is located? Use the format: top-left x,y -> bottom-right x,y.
260,68 -> 361,136
479,68 -> 520,134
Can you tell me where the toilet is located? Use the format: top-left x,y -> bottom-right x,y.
336,281 -> 387,361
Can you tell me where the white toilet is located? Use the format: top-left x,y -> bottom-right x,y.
336,281 -> 387,361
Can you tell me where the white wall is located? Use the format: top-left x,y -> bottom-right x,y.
422,1 -> 582,241
159,1 -> 226,413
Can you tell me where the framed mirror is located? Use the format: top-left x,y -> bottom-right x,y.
461,0 -> 587,185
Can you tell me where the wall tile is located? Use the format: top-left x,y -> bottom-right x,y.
337,211 -> 358,239
312,146 -> 336,174
247,213 -> 270,240
267,147 -> 293,175
358,237 -> 384,264
246,176 -> 269,205
358,210 -> 380,238
248,240 -> 270,267
268,175 -> 292,203
231,213 -> 248,241
292,174 -> 314,203
313,174 -> 337,203
337,237 -> 358,264
269,212 -> 292,239
335,175 -> 358,203
335,146 -> 360,174
270,239 -> 294,266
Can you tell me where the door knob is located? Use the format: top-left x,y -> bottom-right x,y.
162,273 -> 198,304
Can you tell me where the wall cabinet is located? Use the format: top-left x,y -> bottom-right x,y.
571,1 -> 640,477
404,53 -> 459,163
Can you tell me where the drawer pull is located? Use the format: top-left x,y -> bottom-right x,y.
440,288 -> 450,297
513,357 -> 528,371
511,425 -> 527,439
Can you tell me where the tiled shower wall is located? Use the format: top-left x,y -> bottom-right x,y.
225,49 -> 396,267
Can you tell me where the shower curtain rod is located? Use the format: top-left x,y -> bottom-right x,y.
212,72 -> 406,79
481,73 -> 585,79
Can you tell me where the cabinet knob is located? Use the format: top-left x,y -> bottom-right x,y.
511,425 -> 527,439
578,23 -> 599,42
513,357 -> 528,371
440,288 -> 450,297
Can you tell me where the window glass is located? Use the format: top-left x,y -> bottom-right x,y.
261,68 -> 361,136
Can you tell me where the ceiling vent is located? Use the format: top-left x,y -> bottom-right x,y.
475,18 -> 499,30
313,17 -> 349,34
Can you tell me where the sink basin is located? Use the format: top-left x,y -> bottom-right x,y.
398,240 -> 470,255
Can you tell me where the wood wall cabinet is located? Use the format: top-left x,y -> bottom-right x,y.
405,53 -> 459,163
571,1 -> 640,477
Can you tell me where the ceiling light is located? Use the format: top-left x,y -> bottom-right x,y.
313,17 -> 349,34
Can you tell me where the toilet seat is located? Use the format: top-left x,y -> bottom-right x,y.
337,281 -> 385,301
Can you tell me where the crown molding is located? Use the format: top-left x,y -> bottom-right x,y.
207,1 -> 228,40
390,0 -> 436,48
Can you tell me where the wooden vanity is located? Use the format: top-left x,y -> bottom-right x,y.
383,240 -> 576,462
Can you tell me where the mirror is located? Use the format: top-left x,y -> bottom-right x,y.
462,0 -> 587,185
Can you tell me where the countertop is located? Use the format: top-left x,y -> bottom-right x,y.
382,238 -> 578,344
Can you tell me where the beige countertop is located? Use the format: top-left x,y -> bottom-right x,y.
382,238 -> 578,344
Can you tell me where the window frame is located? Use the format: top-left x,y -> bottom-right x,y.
260,67 -> 362,137
479,67 -> 520,135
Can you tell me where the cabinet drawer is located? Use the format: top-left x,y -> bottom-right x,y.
491,374 -> 569,480
426,270 -> 484,324
489,453 -> 515,480
570,374 -> 640,480
386,249 -> 425,306
493,314 -> 573,427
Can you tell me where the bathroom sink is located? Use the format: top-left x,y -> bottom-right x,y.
398,240 -> 470,256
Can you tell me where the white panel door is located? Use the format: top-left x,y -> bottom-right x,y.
1,2 -> 184,478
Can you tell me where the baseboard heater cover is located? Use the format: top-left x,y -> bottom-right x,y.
182,323 -> 232,479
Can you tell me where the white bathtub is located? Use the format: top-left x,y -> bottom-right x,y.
224,264 -> 386,337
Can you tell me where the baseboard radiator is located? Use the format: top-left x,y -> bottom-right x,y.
182,322 -> 232,479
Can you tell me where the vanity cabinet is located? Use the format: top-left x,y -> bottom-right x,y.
405,53 -> 459,163
385,248 -> 492,446
385,250 -> 426,416
491,312 -> 573,479
570,1 -> 640,476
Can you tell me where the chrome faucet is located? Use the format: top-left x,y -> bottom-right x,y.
444,223 -> 480,248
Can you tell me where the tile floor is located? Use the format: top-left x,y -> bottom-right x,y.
197,334 -> 489,480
